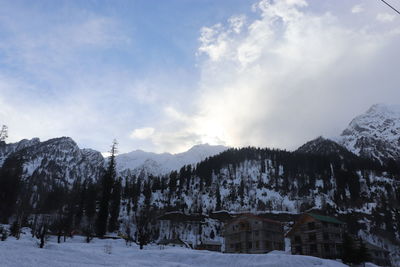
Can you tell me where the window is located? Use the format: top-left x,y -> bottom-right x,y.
308,222 -> 315,230
294,235 -> 301,243
265,241 -> 271,250
323,233 -> 329,240
255,241 -> 259,249
336,244 -> 342,254
248,242 -> 252,249
295,246 -> 302,254
310,244 -> 317,253
235,243 -> 241,251
322,221 -> 328,227
309,233 -> 316,242
254,230 -> 259,236
324,244 -> 330,252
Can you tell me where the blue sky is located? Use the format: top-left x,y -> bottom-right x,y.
1,0 -> 400,154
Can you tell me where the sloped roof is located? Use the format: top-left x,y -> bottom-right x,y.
306,213 -> 344,224
226,213 -> 281,226
286,213 -> 345,237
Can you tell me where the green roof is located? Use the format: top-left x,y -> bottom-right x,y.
306,213 -> 344,224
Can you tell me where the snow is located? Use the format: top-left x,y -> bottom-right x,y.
337,103 -> 400,161
0,233 -> 348,267
115,144 -> 228,176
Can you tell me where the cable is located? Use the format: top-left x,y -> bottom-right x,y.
379,0 -> 400,15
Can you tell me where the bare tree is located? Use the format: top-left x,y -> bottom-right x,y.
135,210 -> 153,250
34,215 -> 50,248
0,125 -> 8,142
83,222 -> 94,243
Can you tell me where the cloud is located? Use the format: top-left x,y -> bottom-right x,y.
1,0 -> 400,154
130,127 -> 155,139
351,4 -> 364,14
376,13 -> 396,22
188,0 -> 400,150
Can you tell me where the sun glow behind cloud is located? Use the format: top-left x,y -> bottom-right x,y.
1,0 -> 400,154
184,0 -> 400,150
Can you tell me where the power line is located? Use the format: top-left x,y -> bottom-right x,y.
379,0 -> 400,15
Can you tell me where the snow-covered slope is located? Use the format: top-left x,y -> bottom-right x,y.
116,144 -> 228,176
337,104 -> 400,162
0,138 -> 40,167
296,136 -> 357,159
1,137 -> 104,185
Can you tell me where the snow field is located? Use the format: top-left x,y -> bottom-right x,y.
0,232 -> 349,267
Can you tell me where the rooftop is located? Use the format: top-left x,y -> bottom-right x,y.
306,213 -> 344,224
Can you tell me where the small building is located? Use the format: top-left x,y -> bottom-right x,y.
196,240 -> 222,252
224,214 -> 285,254
286,213 -> 345,259
158,238 -> 191,248
158,212 -> 223,250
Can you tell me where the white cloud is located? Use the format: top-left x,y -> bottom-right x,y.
130,127 -> 155,139
376,13 -> 396,22
351,4 -> 364,14
188,0 -> 400,150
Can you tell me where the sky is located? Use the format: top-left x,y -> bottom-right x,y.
0,0 -> 400,154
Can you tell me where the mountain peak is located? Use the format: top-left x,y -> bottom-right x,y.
366,103 -> 400,116
338,103 -> 400,162
116,144 -> 228,176
296,136 -> 356,159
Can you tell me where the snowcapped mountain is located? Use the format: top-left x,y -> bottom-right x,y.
296,136 -> 357,159
115,144 -> 228,176
0,138 -> 40,167
1,137 -> 104,185
337,104 -> 400,162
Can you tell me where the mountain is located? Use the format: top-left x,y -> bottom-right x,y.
296,136 -> 358,160
115,144 -> 228,176
0,105 -> 399,263
0,138 -> 40,167
1,137 -> 104,185
337,104 -> 400,163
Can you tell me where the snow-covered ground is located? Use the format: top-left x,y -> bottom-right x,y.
0,232 -> 351,267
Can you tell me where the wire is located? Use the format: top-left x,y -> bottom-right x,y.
379,0 -> 400,15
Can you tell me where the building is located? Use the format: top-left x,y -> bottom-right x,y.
224,214 -> 285,254
196,240 -> 222,252
286,213 -> 345,259
158,212 -> 223,250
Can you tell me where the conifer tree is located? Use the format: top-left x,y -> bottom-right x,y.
108,178 -> 122,232
342,233 -> 357,264
215,185 -> 222,211
0,154 -> 24,223
356,240 -> 370,265
96,140 -> 117,237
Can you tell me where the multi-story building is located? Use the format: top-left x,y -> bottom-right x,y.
286,213 -> 345,259
224,214 -> 285,253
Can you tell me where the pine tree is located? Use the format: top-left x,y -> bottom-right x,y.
85,182 -> 97,221
215,185 -> 222,211
108,178 -> 121,233
356,240 -> 370,265
0,155 -> 24,223
96,140 -> 117,237
342,233 -> 357,264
